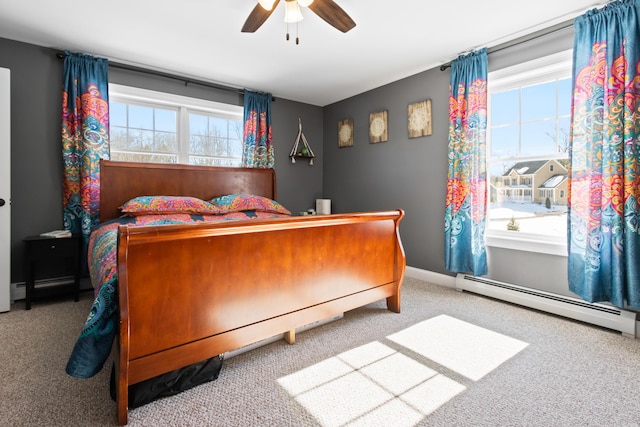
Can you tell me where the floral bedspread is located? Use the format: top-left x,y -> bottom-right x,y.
65,211 -> 286,378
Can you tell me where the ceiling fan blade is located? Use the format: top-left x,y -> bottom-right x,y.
308,0 -> 356,33
241,0 -> 281,33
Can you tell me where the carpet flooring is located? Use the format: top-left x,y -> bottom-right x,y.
1,277 -> 639,426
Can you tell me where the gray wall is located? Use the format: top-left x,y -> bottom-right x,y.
2,37 -> 323,284
1,39 -> 64,285
323,25 -> 578,297
323,66 -> 450,274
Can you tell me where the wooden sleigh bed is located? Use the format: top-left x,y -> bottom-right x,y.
93,160 -> 405,425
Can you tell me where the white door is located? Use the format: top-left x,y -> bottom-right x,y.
0,68 -> 10,312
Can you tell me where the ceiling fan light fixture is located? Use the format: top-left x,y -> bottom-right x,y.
284,1 -> 304,23
242,0 -> 355,35
258,0 -> 276,11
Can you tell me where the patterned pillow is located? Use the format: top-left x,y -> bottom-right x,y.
209,194 -> 291,215
120,196 -> 223,215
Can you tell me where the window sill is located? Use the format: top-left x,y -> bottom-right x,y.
485,231 -> 567,257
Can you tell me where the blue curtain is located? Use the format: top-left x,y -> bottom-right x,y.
568,0 -> 640,308
444,48 -> 489,276
61,51 -> 109,270
242,89 -> 274,168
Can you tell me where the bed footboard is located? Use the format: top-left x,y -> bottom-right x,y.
115,210 -> 405,425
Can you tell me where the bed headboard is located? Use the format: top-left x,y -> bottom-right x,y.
99,160 -> 277,222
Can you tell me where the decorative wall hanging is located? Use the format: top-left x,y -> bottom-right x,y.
338,118 -> 354,148
408,99 -> 432,138
369,110 -> 388,143
289,118 -> 315,165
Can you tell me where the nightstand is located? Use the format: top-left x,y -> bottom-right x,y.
23,235 -> 81,310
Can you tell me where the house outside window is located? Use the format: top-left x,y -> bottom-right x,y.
487,51 -> 571,255
108,84 -> 243,166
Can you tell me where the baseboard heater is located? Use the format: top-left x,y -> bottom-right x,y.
455,274 -> 637,338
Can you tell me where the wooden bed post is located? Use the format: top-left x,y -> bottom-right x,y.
117,226 -> 131,426
284,329 -> 296,344
386,210 -> 405,313
115,339 -> 128,426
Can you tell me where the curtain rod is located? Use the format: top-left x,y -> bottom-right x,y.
55,51 -> 276,101
439,19 -> 575,71
438,0 -> 612,71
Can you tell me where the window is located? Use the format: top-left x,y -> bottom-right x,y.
487,51 -> 571,255
108,84 -> 243,166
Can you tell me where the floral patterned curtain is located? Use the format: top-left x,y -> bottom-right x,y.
242,89 -> 274,168
568,0 -> 640,308
444,48 -> 489,276
61,51 -> 109,266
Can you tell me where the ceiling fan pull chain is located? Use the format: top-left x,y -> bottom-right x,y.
286,16 -> 291,41
296,20 -> 300,45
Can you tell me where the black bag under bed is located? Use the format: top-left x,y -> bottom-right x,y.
110,354 -> 224,408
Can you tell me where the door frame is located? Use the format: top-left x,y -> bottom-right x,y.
0,67 -> 10,312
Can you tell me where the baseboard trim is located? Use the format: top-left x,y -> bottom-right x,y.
11,277 -> 92,303
405,266 -> 456,288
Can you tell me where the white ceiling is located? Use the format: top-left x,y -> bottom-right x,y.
0,0 -> 604,106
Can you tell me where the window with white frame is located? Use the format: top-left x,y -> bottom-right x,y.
487,51 -> 572,254
108,84 -> 243,166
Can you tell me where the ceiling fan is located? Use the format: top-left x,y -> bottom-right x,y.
241,0 -> 356,34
